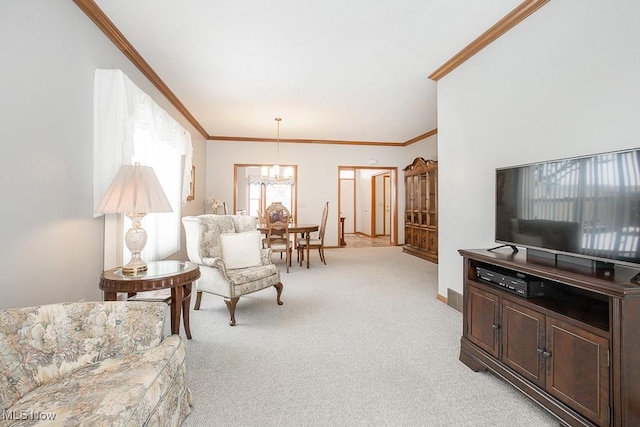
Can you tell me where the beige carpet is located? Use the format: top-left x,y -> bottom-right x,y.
179,246 -> 557,426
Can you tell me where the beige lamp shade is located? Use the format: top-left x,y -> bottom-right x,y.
96,163 -> 173,214
96,163 -> 172,275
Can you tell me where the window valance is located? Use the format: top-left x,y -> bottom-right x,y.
93,68 -> 193,215
247,175 -> 295,186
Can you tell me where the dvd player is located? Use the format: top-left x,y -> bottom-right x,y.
475,266 -> 549,298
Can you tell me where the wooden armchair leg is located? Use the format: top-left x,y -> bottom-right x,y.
224,297 -> 239,326
194,291 -> 203,310
274,282 -> 284,305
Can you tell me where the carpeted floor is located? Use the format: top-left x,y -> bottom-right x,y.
179,246 -> 557,426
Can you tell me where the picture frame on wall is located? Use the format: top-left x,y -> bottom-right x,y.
187,166 -> 195,201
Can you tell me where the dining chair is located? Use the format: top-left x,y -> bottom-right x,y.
256,210 -> 268,247
265,202 -> 293,271
266,202 -> 291,224
266,219 -> 292,273
297,201 -> 329,268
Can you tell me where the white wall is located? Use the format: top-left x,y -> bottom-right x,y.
206,138 -> 437,247
0,1 -> 206,309
437,0 -> 640,298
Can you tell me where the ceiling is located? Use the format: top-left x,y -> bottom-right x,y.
90,0 -> 523,144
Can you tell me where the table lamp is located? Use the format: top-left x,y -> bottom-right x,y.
96,163 -> 173,275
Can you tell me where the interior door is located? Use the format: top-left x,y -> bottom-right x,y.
373,172 -> 391,238
374,174 -> 384,236
384,175 -> 390,235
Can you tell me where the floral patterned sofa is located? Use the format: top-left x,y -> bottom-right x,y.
0,301 -> 192,426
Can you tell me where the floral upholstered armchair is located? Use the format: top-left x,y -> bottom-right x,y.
182,215 -> 284,326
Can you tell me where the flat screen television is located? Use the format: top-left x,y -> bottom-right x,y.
495,148 -> 640,269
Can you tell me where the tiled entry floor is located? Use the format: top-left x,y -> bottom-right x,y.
342,234 -> 392,248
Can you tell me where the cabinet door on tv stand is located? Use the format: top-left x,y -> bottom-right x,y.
466,284 -> 500,358
501,299 -> 546,388
546,318 -> 610,426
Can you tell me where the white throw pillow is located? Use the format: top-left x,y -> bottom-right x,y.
219,231 -> 262,269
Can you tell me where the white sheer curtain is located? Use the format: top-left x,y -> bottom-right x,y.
93,69 -> 193,269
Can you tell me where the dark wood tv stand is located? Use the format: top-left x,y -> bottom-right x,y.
459,248 -> 640,427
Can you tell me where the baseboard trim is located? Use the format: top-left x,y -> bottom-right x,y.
436,293 -> 448,304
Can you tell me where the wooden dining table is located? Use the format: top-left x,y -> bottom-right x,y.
258,223 -> 319,268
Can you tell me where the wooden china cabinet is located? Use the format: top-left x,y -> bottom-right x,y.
402,157 -> 438,263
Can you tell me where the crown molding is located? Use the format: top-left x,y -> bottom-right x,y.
73,0 -> 210,139
75,0 -> 438,146
428,0 -> 550,81
403,129 -> 438,146
208,135 -> 399,146
208,128 -> 437,147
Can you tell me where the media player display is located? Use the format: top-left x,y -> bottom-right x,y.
495,148 -> 640,267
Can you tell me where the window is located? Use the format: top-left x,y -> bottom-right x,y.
235,164 -> 297,218
94,69 -> 192,269
340,169 -> 355,179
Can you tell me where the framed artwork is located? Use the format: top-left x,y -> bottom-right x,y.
187,166 -> 195,201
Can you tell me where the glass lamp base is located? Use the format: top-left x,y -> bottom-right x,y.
122,261 -> 148,276
123,213 -> 149,276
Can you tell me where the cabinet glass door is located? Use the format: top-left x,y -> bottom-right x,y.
412,175 -> 420,223
405,176 -> 413,223
420,174 -> 428,225
427,170 -> 437,226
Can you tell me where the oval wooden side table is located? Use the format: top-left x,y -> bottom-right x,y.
100,260 -> 200,339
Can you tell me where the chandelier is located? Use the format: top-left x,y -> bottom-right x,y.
261,117 -> 293,180
273,117 -> 282,178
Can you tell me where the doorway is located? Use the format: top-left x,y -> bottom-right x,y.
338,166 -> 397,247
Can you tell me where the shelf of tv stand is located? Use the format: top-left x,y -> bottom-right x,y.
459,248 -> 640,427
463,248 -> 640,298
529,292 -> 609,332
